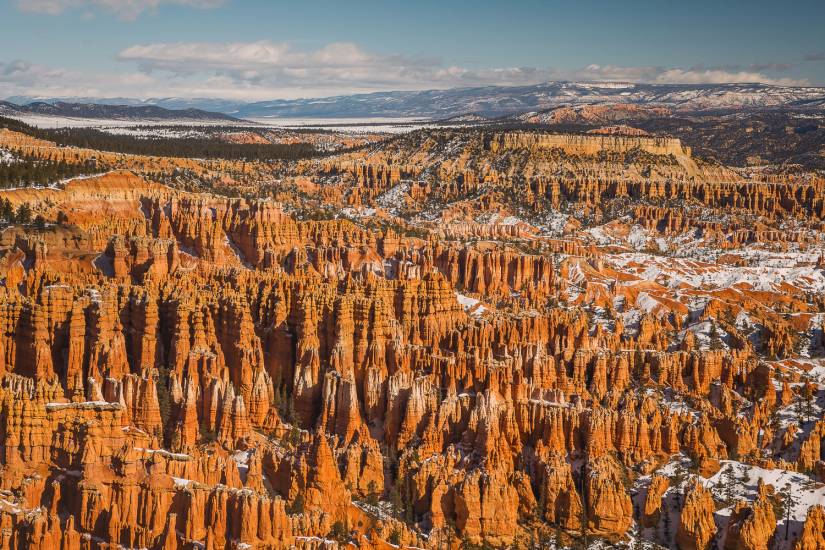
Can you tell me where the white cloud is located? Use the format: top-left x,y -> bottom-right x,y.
15,0 -> 224,20
575,64 -> 807,86
118,40 -> 441,91
0,42 -> 811,102
117,41 -> 810,96
652,68 -> 805,86
0,59 -> 158,99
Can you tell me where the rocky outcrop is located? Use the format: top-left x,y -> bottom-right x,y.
794,505 -> 825,550
643,475 -> 669,528
723,488 -> 777,550
677,482 -> 717,550
0,126 -> 823,549
490,132 -> 692,157
585,455 -> 633,539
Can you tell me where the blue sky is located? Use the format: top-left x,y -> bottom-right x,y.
1,0 -> 824,100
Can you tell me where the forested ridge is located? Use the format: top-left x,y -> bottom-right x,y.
0,115 -> 320,161
0,150 -> 103,188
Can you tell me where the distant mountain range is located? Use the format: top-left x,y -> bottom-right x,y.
0,100 -> 239,122
6,82 -> 825,121
229,82 -> 825,119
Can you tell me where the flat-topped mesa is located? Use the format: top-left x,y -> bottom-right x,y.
489,131 -> 692,158
0,128 -> 273,187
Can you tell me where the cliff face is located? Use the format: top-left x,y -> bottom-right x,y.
489,131 -> 692,157
0,126 -> 823,549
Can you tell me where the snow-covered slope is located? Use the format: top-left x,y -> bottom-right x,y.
8,82 -> 825,120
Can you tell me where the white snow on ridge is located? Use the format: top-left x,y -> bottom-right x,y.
810,365 -> 825,385
455,292 -> 487,317
171,476 -> 194,488
702,460 -> 825,522
5,113 -> 245,130
538,209 -> 570,237
101,126 -> 210,139
341,206 -> 377,219
247,116 -> 432,134
0,148 -> 16,164
375,182 -> 410,214
627,225 -> 651,249
45,400 -> 118,410
609,252 -> 825,293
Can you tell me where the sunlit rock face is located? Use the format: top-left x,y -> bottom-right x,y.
0,122 -> 823,549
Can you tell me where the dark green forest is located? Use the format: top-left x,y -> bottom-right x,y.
0,151 -> 103,188
0,115 -> 320,161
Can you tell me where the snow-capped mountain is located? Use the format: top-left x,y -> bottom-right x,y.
226,82 -> 825,119
6,82 -> 825,120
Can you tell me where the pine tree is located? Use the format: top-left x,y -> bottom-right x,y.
777,483 -> 797,540
633,521 -> 645,550
802,383 -> 816,422
712,465 -> 734,505
661,495 -> 672,546
709,322 -> 723,350
287,493 -> 304,514
285,394 -> 297,425
15,203 -> 32,225
403,477 -> 415,525
579,460 -> 589,550
390,484 -> 403,520
328,520 -> 349,544
0,199 -> 13,222
365,480 -> 379,506
155,368 -> 173,445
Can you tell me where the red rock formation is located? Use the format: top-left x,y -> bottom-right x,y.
585,455 -> 633,539
0,126 -> 823,549
643,475 -> 669,528
677,482 -> 717,550
724,488 -> 777,550
794,505 -> 825,550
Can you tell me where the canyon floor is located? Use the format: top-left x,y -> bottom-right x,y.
0,110 -> 823,550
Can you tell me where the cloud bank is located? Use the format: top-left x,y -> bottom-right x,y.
117,40 -> 809,96
0,40 -> 812,101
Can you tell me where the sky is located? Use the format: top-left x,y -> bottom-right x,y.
1,0 -> 824,101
